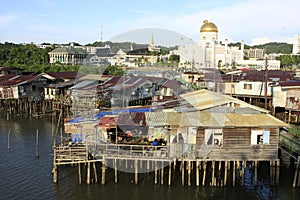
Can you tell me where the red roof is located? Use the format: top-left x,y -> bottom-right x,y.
239,70 -> 294,82
279,80 -> 300,87
0,74 -> 41,87
45,71 -> 83,80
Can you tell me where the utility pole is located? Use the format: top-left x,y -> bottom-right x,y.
264,56 -> 268,110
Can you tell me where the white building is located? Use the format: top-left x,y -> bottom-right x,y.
174,20 -> 280,70
292,34 -> 300,55
174,20 -> 244,69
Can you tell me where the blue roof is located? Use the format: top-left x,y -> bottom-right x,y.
68,107 -> 151,123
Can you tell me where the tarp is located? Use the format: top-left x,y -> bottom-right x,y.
67,107 -> 152,123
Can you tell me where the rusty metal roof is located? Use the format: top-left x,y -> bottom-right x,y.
180,90 -> 268,113
145,111 -> 289,128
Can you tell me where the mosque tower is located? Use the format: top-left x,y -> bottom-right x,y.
199,20 -> 218,47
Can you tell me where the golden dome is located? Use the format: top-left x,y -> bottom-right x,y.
200,20 -> 218,33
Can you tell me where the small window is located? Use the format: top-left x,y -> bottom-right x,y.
243,83 -> 252,90
251,130 -> 270,145
205,129 -> 222,146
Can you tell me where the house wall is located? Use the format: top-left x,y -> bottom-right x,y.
231,81 -> 272,97
272,86 -> 286,107
196,127 -> 279,160
0,86 -> 18,99
286,88 -> 300,110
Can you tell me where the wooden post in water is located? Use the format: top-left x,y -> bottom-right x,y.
101,157 -> 106,185
233,160 -> 236,187
181,160 -> 185,186
211,161 -> 215,186
78,163 -> 82,184
168,161 -> 172,186
52,146 -> 57,183
154,161 -> 158,184
87,162 -> 91,184
241,161 -> 245,185
254,160 -> 258,186
196,161 -> 199,186
93,161 -> 98,183
276,159 -> 280,185
114,159 -> 118,183
161,161 -> 164,185
135,160 -> 138,184
224,161 -> 228,186
292,156 -> 300,187
8,129 -> 11,150
36,129 -> 39,158
187,161 -> 191,186
202,161 -> 207,186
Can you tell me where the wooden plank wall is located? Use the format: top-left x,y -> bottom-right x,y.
196,127 -> 279,160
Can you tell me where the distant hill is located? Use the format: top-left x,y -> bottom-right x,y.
228,42 -> 292,54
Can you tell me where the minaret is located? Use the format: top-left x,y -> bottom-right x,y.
224,38 -> 228,66
150,33 -> 155,52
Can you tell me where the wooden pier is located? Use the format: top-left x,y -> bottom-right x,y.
52,144 -> 281,187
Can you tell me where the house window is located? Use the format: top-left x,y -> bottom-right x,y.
32,85 -> 37,92
243,83 -> 252,90
251,130 -> 270,145
205,129 -> 222,146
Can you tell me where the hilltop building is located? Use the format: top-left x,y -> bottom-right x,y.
48,43 -> 87,66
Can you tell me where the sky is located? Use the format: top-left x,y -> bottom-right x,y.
0,0 -> 299,46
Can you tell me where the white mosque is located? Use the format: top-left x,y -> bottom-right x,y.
174,20 -> 280,70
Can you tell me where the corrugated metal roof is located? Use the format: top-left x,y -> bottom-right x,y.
180,90 -> 268,113
145,111 -> 289,128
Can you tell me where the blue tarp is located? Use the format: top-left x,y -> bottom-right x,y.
72,134 -> 83,143
68,107 -> 152,123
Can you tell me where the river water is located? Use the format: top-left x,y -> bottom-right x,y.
0,116 -> 299,200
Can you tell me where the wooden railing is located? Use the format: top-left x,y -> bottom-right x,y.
280,132 -> 300,155
54,146 -> 88,164
88,143 -> 170,159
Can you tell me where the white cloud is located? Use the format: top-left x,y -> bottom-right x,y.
251,37 -> 271,46
0,13 -> 20,27
118,0 -> 300,45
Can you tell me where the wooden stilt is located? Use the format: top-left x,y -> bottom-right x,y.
154,161 -> 158,184
202,161 -> 207,186
53,165 -> 57,183
87,162 -> 91,184
168,161 -> 172,186
233,160 -> 236,187
135,160 -> 138,184
254,160 -> 258,186
36,129 -> 39,158
93,162 -> 98,183
212,161 -> 215,186
241,161 -> 245,185
115,159 -> 118,183
224,161 -> 228,186
196,161 -> 199,186
161,161 -> 164,185
292,156 -> 300,187
181,160 -> 185,186
7,129 -> 11,150
78,163 -> 81,184
188,161 -> 191,186
101,158 -> 106,185
276,159 -> 280,185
